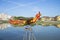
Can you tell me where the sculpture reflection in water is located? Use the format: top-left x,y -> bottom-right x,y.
0,23 -> 36,40
0,23 -> 60,40
0,23 -> 60,30
23,25 -> 36,40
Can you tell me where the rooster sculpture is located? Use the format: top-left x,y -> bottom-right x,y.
9,12 -> 41,25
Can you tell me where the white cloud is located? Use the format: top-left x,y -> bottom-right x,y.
3,0 -> 37,12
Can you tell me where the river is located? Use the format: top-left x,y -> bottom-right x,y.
0,23 -> 60,40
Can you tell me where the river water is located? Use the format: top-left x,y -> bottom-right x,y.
0,23 -> 60,40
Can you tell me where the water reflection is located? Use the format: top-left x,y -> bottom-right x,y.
0,23 -> 60,40
0,23 -> 60,30
0,23 -> 37,40
23,25 -> 36,40
55,24 -> 60,28
0,23 -> 10,30
40,23 -> 60,28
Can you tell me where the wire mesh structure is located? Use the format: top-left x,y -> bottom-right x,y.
23,25 -> 36,40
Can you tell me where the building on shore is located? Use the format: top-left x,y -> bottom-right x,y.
55,16 -> 60,21
40,16 -> 55,21
0,13 -> 12,20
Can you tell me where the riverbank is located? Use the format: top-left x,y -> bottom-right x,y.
36,21 -> 60,26
0,20 -> 60,27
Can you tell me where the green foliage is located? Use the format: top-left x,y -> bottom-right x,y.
13,16 -> 33,20
0,20 -> 8,24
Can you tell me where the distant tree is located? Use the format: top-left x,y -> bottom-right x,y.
13,16 -> 33,20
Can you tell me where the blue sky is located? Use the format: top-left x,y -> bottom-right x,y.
0,0 -> 60,17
